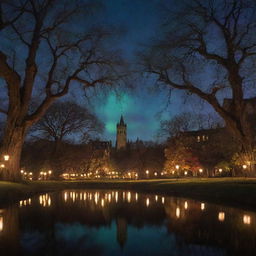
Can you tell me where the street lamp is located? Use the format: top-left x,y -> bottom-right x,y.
175,165 -> 180,177
146,170 -> 149,178
3,155 -> 9,161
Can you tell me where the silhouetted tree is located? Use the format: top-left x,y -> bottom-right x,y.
0,0 -> 122,180
31,101 -> 103,152
141,0 -> 256,172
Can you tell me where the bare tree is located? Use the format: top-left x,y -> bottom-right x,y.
141,0 -> 256,170
0,0 -> 123,181
31,101 -> 103,149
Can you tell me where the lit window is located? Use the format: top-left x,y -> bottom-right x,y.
197,136 -> 200,142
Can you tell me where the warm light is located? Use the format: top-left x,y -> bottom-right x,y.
101,198 -> 105,207
146,170 -> 149,175
146,198 -> 150,207
199,168 -> 203,173
29,172 -> 33,176
184,171 -> 188,176
0,216 -> 3,232
135,193 -> 138,201
184,201 -> 188,209
218,212 -> 225,222
3,155 -> 9,161
115,191 -> 119,202
154,172 -> 157,176
175,165 -> 179,170
48,170 -> 52,175
0,164 -> 5,168
155,195 -> 158,202
162,197 -> 165,204
176,207 -> 180,218
127,191 -> 131,203
172,171 -> 175,174
20,169 -> 24,174
201,203 -> 205,210
242,165 -> 247,170
64,192 -> 68,202
243,215 -> 251,225
219,168 -> 223,173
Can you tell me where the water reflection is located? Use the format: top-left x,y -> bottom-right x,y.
0,190 -> 255,255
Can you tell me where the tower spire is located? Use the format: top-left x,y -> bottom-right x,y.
116,115 -> 127,150
120,115 -> 125,125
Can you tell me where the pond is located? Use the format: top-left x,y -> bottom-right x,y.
0,190 -> 255,256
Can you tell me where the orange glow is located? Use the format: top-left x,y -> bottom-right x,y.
218,212 -> 225,222
0,216 -> 3,232
243,215 -> 251,225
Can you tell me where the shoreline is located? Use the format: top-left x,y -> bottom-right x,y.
0,178 -> 256,211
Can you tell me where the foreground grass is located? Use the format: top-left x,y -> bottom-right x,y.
0,178 -> 256,210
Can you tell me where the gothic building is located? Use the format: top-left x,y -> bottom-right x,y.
116,115 -> 127,150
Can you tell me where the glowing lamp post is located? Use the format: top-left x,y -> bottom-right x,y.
175,165 -> 180,177
3,155 -> 9,161
146,170 -> 149,179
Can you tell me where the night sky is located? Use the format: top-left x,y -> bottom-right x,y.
71,0 -> 213,143
0,0 -> 216,143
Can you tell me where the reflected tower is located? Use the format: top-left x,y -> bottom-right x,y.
116,217 -> 127,248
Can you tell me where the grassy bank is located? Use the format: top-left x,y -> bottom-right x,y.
0,178 -> 256,210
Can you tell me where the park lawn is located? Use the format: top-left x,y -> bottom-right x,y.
0,178 -> 256,210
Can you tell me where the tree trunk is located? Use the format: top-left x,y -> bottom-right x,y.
0,125 -> 26,182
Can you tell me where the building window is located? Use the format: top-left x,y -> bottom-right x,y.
197,136 -> 200,142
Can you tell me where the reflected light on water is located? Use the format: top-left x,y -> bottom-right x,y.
39,194 -> 51,207
243,215 -> 251,225
218,212 -> 225,222
155,195 -> 158,202
176,207 -> 181,218
146,198 -> 150,207
115,191 -> 118,202
127,192 -> 131,203
101,198 -> 105,207
135,193 -> 138,202
19,198 -> 32,207
162,197 -> 165,204
184,201 -> 188,210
